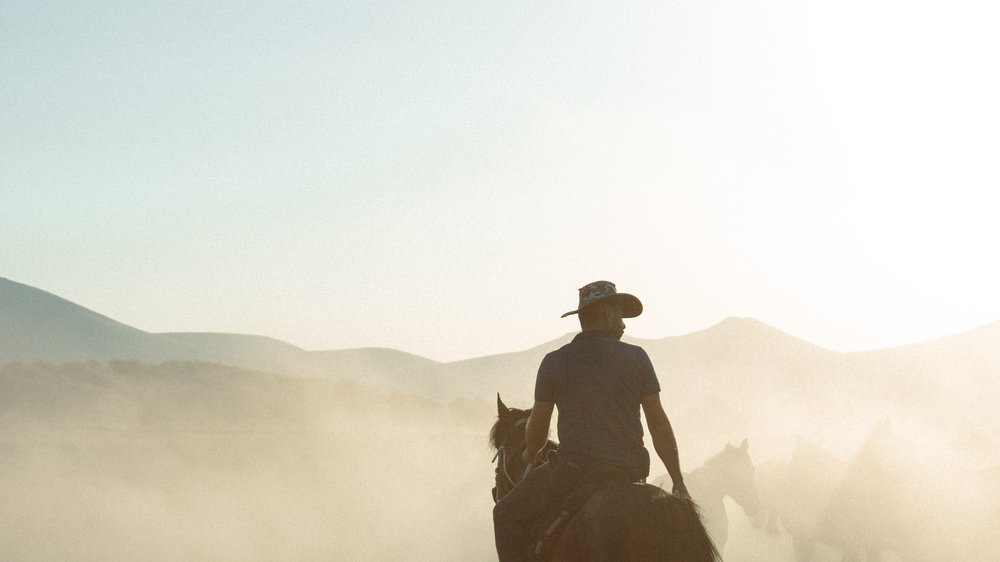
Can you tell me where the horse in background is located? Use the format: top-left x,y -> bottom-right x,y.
754,439 -> 847,561
491,395 -> 720,561
652,439 -> 761,551
813,419 -> 999,561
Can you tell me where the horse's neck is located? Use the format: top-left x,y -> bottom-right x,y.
686,464 -> 728,505
685,463 -> 730,543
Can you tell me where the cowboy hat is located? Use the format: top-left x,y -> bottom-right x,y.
561,280 -> 642,319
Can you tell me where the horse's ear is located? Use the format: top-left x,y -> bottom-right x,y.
497,394 -> 509,418
740,438 -> 749,452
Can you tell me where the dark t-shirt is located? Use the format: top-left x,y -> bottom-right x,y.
534,331 -> 661,476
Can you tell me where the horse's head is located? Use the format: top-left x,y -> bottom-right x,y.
490,394 -> 532,502
490,394 -> 530,452
490,394 -> 554,503
709,439 -> 762,522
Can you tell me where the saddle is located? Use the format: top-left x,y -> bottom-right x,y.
528,455 -> 644,561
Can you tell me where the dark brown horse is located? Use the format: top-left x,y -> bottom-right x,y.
491,395 -> 721,561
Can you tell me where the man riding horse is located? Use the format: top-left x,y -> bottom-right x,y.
493,280 -> 691,561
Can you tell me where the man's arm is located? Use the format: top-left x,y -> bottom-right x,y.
524,400 -> 554,459
641,392 -> 690,498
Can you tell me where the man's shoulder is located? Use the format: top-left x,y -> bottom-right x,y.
549,335 -> 649,357
617,339 -> 646,351
602,338 -> 649,356
621,340 -> 650,355
540,343 -> 572,366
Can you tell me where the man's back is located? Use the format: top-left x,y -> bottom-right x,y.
535,331 -> 660,476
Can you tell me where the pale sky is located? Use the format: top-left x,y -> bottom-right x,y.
3,1 -> 999,361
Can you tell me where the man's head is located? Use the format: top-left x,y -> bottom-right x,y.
578,301 -> 626,336
561,280 -> 642,336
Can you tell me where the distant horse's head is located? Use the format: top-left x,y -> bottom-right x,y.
707,439 -> 762,521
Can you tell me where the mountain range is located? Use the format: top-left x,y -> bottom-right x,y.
3,275 -> 1000,463
0,277 -> 440,390
0,277 -> 846,397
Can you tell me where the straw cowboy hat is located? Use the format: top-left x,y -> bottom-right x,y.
561,280 -> 643,319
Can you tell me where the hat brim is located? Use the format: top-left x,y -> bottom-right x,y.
560,293 -> 643,319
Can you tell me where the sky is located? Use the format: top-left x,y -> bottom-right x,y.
3,0 -> 1000,362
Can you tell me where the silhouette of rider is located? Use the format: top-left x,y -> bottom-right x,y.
493,281 -> 690,561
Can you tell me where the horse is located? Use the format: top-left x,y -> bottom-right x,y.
491,395 -> 720,562
754,439 -> 847,561
812,419 -> 999,562
651,439 -> 762,552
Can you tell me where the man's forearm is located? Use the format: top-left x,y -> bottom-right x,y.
524,418 -> 548,455
523,401 -> 555,458
651,420 -> 684,484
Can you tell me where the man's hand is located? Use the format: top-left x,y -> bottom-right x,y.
672,482 -> 692,501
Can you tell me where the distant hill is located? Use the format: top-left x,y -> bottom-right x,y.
0,278 -> 440,393
0,278 -> 200,362
633,317 -> 839,400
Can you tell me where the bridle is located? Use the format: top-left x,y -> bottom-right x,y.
492,414 -> 555,504
493,417 -> 528,503
493,409 -> 559,503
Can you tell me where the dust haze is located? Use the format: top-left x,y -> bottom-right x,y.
3,317 -> 1000,561
0,362 -> 495,561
